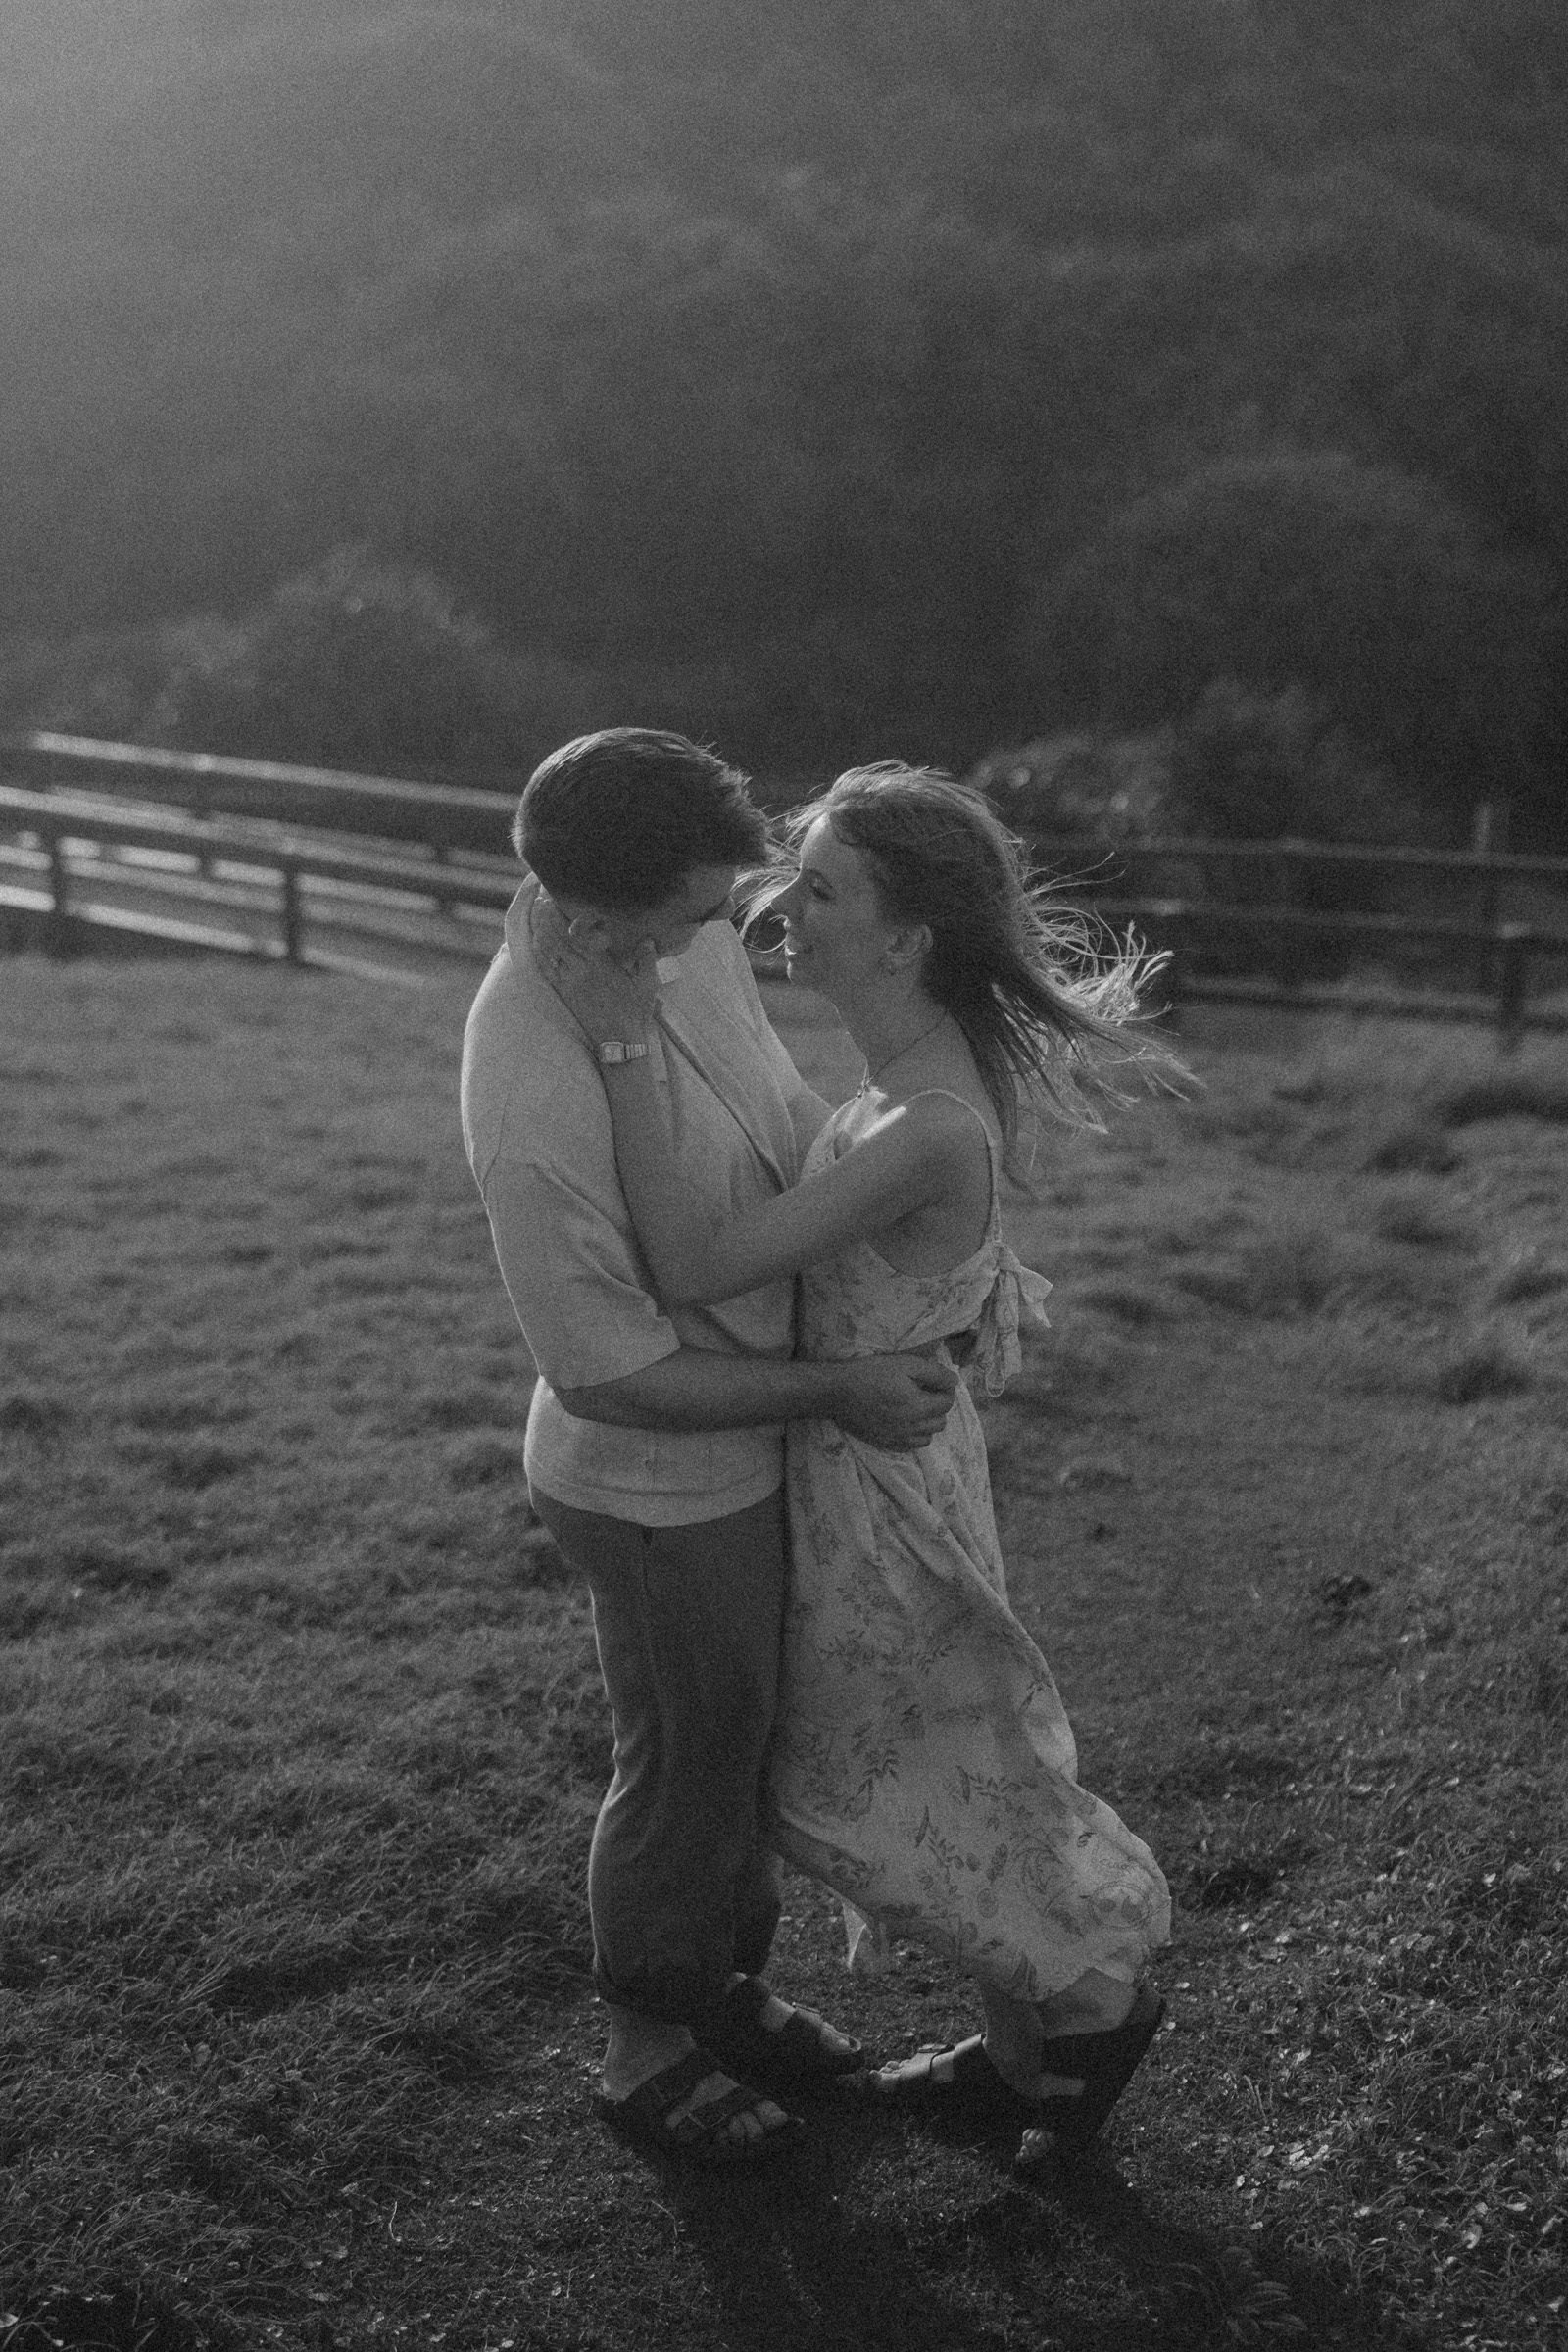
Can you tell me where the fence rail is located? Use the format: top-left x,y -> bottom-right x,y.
0,784 -> 517,971
3,729 -> 518,855
1082,898 -> 1560,1044
4,734 -> 1568,1038
1024,829 -> 1568,883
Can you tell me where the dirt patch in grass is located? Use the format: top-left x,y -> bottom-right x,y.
2,964 -> 1566,2352
1431,1336 -> 1535,1405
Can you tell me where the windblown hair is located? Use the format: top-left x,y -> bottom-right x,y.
755,762 -> 1181,1156
514,727 -> 767,910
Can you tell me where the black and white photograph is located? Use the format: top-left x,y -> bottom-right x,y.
2,8 -> 1565,2350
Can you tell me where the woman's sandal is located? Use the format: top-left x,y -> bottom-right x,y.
1030,1982 -> 1166,2145
862,1986 -> 1164,2143
593,2045 -> 805,2168
858,2034 -> 1040,2125
705,1975 -> 866,2095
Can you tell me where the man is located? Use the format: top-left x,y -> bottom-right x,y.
461,729 -> 957,2166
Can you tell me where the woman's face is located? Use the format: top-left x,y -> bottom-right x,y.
774,815 -> 899,1004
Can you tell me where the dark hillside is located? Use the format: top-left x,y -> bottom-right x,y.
3,0 -> 1565,817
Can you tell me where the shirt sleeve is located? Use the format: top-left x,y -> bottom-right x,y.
478,1098 -> 680,1393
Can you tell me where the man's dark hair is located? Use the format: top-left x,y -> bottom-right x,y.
514,728 -> 767,909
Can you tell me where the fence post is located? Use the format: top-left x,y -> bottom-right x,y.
193,773 -> 213,877
38,823 -> 72,956
279,859 -> 304,965
1158,943 -> 1185,1027
1270,836 -> 1304,985
1495,922 -> 1530,1054
1472,803 -> 1502,991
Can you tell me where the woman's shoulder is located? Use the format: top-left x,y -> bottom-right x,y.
846,1085 -> 998,1175
890,1085 -> 1000,1153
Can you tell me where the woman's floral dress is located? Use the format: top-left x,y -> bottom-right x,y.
768,1095 -> 1170,1997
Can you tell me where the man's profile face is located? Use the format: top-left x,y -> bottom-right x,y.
592,864 -> 739,963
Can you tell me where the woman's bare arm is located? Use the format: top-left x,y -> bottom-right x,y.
537,919 -> 972,1306
600,1047 -> 970,1302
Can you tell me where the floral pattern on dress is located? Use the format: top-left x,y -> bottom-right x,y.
768,1098 -> 1171,1996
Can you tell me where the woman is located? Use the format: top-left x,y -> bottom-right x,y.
545,763 -> 1176,2156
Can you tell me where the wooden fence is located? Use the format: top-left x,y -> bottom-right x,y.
4,732 -> 1568,1039
4,729 -> 517,853
1017,832 -> 1568,1044
0,780 -> 518,975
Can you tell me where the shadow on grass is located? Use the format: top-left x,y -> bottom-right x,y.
0,2283 -> 204,2352
1033,2152 -> 1429,2352
639,2105 -> 1425,2352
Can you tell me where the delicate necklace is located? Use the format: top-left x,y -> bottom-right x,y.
859,1012 -> 951,1095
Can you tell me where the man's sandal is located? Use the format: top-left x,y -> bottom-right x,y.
857,2034 -> 1041,2126
1031,1982 -> 1166,2145
593,2045 -> 805,2168
704,1975 -> 866,2096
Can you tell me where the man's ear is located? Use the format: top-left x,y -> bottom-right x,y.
565,910 -> 607,948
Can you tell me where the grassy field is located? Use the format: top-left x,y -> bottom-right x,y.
2,951 -> 1566,2352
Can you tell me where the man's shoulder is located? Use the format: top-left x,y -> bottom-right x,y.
464,938 -> 567,1080
461,932 -> 598,1174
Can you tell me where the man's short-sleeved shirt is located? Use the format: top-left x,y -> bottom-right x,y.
461,877 -> 807,1525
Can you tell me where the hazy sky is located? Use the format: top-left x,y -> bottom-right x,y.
9,0 -> 179,85
5,0 -> 184,160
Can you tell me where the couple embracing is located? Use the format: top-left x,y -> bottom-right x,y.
461,728 -> 1172,2171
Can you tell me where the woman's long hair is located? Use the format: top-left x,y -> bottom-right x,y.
748,762 -> 1183,1161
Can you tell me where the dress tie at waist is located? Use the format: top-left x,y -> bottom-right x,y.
970,1248 -> 1053,1396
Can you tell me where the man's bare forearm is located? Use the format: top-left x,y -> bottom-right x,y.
555,1348 -> 849,1432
